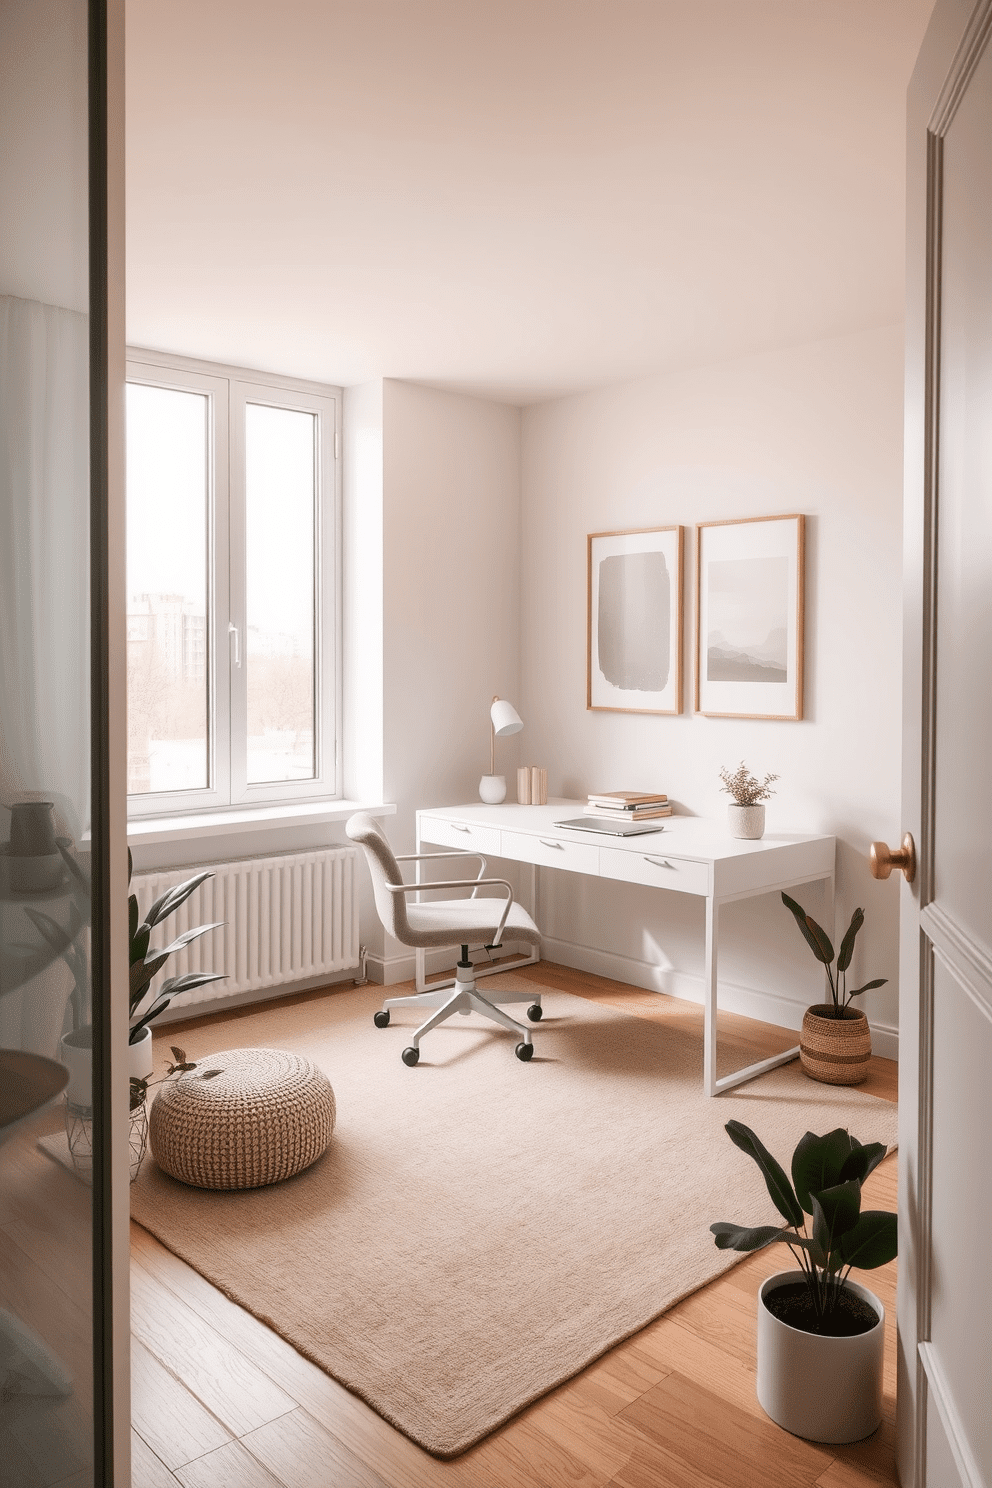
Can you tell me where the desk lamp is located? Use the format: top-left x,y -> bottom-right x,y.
479,696 -> 523,803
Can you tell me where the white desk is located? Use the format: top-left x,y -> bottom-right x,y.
416,801 -> 835,1097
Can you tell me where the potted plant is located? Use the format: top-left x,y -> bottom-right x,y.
127,850 -> 226,1079
781,892 -> 887,1085
711,1119 -> 897,1444
719,762 -> 778,839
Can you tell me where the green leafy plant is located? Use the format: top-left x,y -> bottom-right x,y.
130,1045 -> 223,1111
711,1120 -> 897,1326
129,851 -> 226,1044
781,892 -> 887,1019
719,762 -> 779,806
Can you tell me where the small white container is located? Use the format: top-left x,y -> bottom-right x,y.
757,1269 -> 884,1444
728,803 -> 765,839
479,774 -> 507,804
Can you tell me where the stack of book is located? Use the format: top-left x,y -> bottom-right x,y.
584,791 -> 672,821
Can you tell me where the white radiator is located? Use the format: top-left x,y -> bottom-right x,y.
132,847 -> 360,1010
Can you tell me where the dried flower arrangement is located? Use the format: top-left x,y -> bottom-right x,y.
719,762 -> 779,807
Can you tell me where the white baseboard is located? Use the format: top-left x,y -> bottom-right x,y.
540,935 -> 899,1062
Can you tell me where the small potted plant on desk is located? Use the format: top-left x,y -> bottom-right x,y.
719,762 -> 778,840
712,1120 -> 897,1444
782,893 -> 887,1085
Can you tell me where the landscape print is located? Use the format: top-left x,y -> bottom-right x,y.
706,555 -> 788,683
695,514 -> 804,720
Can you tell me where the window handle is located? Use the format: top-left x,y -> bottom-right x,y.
228,622 -> 241,667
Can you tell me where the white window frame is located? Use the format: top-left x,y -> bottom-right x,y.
126,350 -> 341,819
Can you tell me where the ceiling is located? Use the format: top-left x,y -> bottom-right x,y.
125,0 -> 935,405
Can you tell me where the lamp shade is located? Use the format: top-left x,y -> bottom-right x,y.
490,697 -> 523,737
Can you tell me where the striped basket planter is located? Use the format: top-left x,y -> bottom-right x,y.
800,1005 -> 872,1085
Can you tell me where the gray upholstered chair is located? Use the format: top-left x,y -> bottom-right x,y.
345,813 -> 542,1064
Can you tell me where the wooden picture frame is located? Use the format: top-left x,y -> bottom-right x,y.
587,525 -> 683,714
694,514 -> 804,720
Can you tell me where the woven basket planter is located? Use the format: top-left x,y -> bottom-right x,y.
150,1047 -> 335,1190
800,1005 -> 871,1085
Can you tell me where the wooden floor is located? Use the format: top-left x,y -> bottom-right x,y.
132,964 -> 899,1488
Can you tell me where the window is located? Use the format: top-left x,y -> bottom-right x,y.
126,354 -> 340,816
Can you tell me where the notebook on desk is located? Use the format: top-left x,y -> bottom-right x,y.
554,817 -> 666,837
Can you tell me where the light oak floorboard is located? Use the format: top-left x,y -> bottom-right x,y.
135,965 -> 899,1488
131,1430 -> 182,1488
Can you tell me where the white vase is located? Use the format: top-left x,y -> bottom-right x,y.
60,1027 -> 93,1109
728,803 -> 765,839
129,1025 -> 154,1080
757,1270 -> 884,1443
479,774 -> 507,804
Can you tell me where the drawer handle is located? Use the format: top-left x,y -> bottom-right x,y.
452,824 -> 470,833
643,856 -> 675,869
540,839 -> 565,850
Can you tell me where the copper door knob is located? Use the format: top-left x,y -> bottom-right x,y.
869,833 -> 917,884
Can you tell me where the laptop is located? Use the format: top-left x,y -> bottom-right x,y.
553,817 -> 666,837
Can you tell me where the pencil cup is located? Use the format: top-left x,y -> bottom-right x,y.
517,767 -> 532,804
531,767 -> 547,806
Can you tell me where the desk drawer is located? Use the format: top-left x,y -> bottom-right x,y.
418,816 -> 501,858
500,829 -> 600,876
600,846 -> 709,897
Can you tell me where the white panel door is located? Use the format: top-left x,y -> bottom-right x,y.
901,4 -> 992,1485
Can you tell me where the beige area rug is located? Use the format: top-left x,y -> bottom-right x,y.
129,980 -> 898,1458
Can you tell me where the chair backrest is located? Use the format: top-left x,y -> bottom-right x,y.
345,813 -> 412,943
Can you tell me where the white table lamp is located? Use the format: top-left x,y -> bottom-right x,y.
480,695 -> 523,803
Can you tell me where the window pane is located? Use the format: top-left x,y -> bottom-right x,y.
245,404 -> 317,783
126,384 -> 209,793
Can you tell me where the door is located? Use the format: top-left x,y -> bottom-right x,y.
0,1 -> 128,1484
899,2 -> 992,1484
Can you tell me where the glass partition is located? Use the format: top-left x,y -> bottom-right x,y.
0,0 -> 98,1481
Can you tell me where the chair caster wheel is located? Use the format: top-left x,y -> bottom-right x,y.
515,1041 -> 534,1061
526,1003 -> 543,1021
401,1046 -> 420,1066
374,1009 -> 390,1028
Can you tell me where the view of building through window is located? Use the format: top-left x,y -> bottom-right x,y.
126,382 -> 209,794
126,366 -> 333,806
245,402 -> 317,784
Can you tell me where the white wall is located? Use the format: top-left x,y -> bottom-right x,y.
519,325 -> 904,1053
0,0 -> 88,310
375,380 -> 522,976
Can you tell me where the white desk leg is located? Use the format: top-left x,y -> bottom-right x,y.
704,896 -> 719,1098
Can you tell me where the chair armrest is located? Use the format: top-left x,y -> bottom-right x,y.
395,850 -> 487,896
385,877 -> 514,942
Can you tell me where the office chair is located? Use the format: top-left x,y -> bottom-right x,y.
345,813 -> 542,1064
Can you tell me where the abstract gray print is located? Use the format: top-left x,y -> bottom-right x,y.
598,550 -> 670,691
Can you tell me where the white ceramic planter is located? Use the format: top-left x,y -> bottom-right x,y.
60,1028 -> 93,1108
128,1025 -> 154,1081
479,774 -> 507,804
60,1024 -> 155,1107
757,1270 -> 884,1443
728,803 -> 765,839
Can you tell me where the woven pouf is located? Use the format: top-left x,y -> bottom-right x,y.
149,1047 -> 335,1190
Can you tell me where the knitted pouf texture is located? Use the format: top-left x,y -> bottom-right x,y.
149,1047 -> 335,1190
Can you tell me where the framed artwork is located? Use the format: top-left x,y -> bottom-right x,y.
587,525 -> 683,714
695,514 -> 805,720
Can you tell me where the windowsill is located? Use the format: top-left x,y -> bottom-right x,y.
127,798 -> 396,847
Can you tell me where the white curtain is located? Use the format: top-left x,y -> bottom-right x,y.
0,293 -> 90,842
